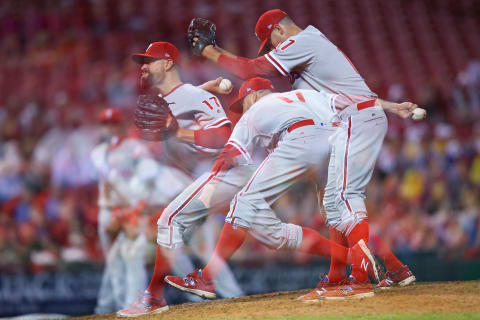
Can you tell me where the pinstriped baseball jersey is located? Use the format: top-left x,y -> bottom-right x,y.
90,137 -> 150,208
264,26 -> 376,103
222,89 -> 337,250
160,83 -> 232,175
226,89 -> 335,163
90,136 -> 190,208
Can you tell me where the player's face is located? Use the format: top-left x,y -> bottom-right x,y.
270,25 -> 289,49
101,123 -> 123,140
140,59 -> 168,87
242,92 -> 257,112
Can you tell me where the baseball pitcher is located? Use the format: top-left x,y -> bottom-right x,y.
187,10 -> 418,299
117,42 -> 246,317
164,78 -> 384,300
91,108 -> 191,313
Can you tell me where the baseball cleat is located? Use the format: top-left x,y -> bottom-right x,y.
319,275 -> 374,300
375,265 -> 416,290
116,291 -> 168,317
165,269 -> 216,299
297,275 -> 347,303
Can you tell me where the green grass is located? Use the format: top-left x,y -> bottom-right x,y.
259,314 -> 480,320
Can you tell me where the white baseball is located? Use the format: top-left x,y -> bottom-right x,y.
412,108 -> 426,120
219,78 -> 232,91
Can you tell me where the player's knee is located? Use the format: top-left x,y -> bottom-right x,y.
334,211 -> 368,235
325,213 -> 342,229
156,221 -> 184,249
334,192 -> 366,211
248,223 -> 302,251
157,198 -> 208,248
223,215 -> 248,232
156,202 -> 175,226
236,193 -> 270,211
276,223 -> 303,251
323,192 -> 341,227
224,196 -> 267,229
323,191 -> 336,212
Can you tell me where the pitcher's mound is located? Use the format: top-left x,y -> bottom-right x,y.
78,281 -> 480,319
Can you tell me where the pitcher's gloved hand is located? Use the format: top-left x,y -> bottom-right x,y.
135,94 -> 178,141
188,18 -> 217,56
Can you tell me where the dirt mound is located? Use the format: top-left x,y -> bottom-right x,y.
78,281 -> 480,319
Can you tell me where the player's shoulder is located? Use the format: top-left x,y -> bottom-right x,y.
303,25 -> 324,36
271,26 -> 320,54
176,83 -> 199,94
180,83 -> 216,98
290,25 -> 326,45
232,113 -> 249,130
247,93 -> 280,114
288,25 -> 321,40
172,83 -> 220,104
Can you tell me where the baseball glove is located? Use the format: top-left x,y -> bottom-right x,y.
187,18 -> 216,56
134,94 -> 178,141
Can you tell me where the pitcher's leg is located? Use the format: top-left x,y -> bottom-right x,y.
122,234 -> 148,306
109,234 -> 127,310
333,112 -> 387,283
323,149 -> 349,283
333,114 -> 387,235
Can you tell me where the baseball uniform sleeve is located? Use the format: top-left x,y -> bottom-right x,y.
265,36 -> 314,77
193,125 -> 232,149
194,90 -> 232,130
224,117 -> 254,166
217,55 -> 280,80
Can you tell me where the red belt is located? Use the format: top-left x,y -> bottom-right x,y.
288,119 -> 315,132
357,99 -> 376,110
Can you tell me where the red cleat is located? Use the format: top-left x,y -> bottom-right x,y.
320,275 -> 374,300
116,291 -> 168,317
298,239 -> 378,302
297,275 -> 348,302
375,265 -> 416,290
165,269 -> 216,299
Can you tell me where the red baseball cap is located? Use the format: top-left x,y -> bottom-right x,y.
99,108 -> 124,124
255,9 -> 288,56
229,77 -> 275,113
132,42 -> 181,65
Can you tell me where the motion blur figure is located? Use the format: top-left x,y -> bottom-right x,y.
117,42 -> 246,317
91,108 -> 191,313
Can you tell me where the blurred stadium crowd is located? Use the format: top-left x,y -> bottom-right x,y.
0,0 -> 479,273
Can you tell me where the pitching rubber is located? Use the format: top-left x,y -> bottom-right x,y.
164,278 -> 216,299
299,299 -> 322,303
